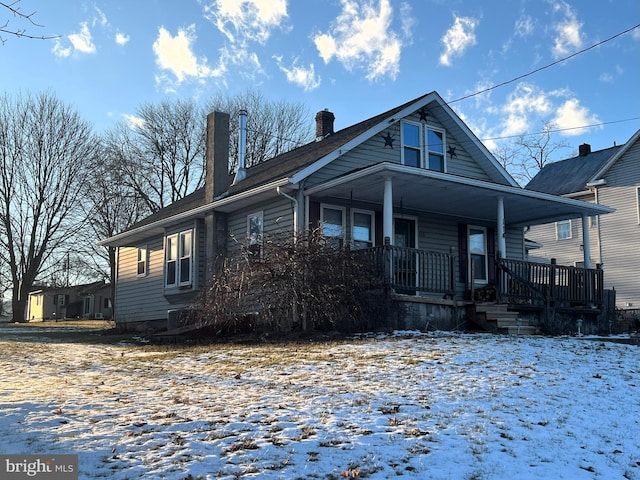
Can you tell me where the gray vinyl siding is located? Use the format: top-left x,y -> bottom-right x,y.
227,199 -> 294,256
116,238 -> 172,324
595,140 -> 640,307
307,114 -> 492,188
115,219 -> 202,325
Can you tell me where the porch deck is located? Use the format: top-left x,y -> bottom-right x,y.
361,245 -> 604,309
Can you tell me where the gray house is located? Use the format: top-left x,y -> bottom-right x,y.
101,91 -> 613,333
526,128 -> 640,310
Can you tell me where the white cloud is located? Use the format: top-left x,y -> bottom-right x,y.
93,6 -> 108,28
122,114 -> 145,128
152,25 -> 224,88
439,16 -> 479,66
514,14 -> 534,37
313,0 -> 410,81
550,1 -> 583,58
69,22 -> 96,54
276,58 -> 321,91
115,32 -> 130,46
499,83 -> 552,137
205,0 -> 288,44
598,72 -> 613,83
53,22 -> 96,57
552,98 -> 600,135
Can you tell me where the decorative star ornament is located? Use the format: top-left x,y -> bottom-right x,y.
447,145 -> 457,158
381,132 -> 395,148
418,107 -> 429,122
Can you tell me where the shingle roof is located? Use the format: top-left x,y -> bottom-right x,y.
121,93 -> 432,233
525,145 -> 622,195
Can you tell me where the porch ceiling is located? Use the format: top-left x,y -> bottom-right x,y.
303,163 -> 614,227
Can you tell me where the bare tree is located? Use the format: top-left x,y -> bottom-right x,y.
1,1 -> 59,43
79,142 -> 149,305
207,89 -> 314,171
106,99 -> 207,213
495,122 -> 573,185
0,91 -> 97,321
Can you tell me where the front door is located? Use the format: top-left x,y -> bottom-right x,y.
394,218 -> 417,294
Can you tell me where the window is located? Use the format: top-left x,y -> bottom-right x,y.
556,220 -> 572,240
400,121 -> 447,172
321,204 -> 345,248
469,226 -> 488,284
247,211 -> 263,257
84,297 -> 91,316
426,128 -> 445,172
137,246 -> 147,276
166,230 -> 192,288
402,122 -> 421,167
351,210 -> 374,249
590,216 -> 598,228
58,294 -> 66,306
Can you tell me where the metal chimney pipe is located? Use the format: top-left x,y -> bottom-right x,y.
233,109 -> 248,184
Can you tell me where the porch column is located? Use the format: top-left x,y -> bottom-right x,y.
383,176 -> 393,244
496,196 -> 506,258
581,214 -> 592,268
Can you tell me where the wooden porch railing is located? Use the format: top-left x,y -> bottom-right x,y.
496,257 -> 603,307
359,245 -> 455,296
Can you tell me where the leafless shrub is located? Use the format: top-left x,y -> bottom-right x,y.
189,228 -> 389,335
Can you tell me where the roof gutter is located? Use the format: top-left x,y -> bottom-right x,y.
99,177 -> 292,246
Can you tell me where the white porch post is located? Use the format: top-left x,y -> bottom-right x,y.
383,176 -> 393,244
581,214 -> 592,268
497,196 -> 506,258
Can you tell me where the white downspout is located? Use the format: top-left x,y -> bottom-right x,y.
277,186 -> 298,240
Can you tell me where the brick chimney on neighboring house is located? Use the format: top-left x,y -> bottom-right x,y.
315,109 -> 335,140
578,143 -> 591,157
204,111 -> 230,280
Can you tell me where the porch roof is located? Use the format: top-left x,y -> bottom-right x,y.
303,163 -> 614,227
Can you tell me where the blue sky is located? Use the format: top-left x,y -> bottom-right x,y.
2,0 -> 639,157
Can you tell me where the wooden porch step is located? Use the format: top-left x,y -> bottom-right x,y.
472,302 -> 537,335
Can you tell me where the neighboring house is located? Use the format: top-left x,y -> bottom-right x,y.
526,129 -> 640,309
26,281 -> 113,321
101,91 -> 612,333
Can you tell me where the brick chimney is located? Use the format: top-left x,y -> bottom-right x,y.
578,143 -> 591,157
315,109 -> 335,139
205,111 -> 230,203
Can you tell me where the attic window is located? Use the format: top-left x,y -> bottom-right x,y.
400,120 -> 446,172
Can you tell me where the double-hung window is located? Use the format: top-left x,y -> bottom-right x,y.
400,121 -> 446,172
402,122 -> 421,167
427,128 -> 445,172
166,230 -> 193,288
321,204 -> 345,249
247,211 -> 263,258
556,220 -> 572,240
137,246 -> 147,276
351,209 -> 374,249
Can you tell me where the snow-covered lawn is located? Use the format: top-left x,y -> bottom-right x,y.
0,325 -> 638,480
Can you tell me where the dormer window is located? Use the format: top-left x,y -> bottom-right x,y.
400,121 -> 446,172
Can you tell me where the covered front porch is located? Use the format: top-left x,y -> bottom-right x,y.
297,162 -> 614,331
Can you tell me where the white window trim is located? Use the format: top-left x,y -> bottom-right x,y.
556,220 -> 572,240
351,208 -> 375,249
400,120 -> 423,168
165,229 -> 193,289
320,204 -> 346,241
468,225 -> 488,285
636,186 -> 640,224
426,126 -> 447,172
137,246 -> 147,277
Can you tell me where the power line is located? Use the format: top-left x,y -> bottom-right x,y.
448,23 -> 640,105
481,117 -> 640,142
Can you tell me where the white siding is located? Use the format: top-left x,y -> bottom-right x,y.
596,140 -> 640,307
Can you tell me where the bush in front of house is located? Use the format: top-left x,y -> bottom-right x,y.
191,228 -> 388,335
